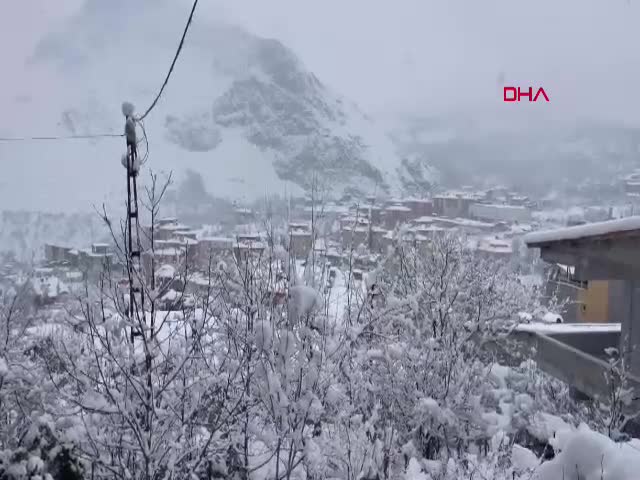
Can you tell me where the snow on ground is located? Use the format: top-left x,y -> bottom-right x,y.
524,216 -> 640,245
511,444 -> 540,472
326,267 -> 349,326
532,423 -> 640,480
528,412 -> 574,444
515,323 -> 620,334
518,274 -> 544,288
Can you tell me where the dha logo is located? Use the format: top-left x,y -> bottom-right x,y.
503,86 -> 549,102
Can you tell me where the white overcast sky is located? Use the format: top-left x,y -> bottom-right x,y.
2,0 -> 640,124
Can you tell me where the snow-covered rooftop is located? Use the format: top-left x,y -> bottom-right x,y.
303,204 -> 349,214
200,236 -> 234,244
342,226 -> 369,232
384,205 -> 412,212
477,238 -> 513,254
155,247 -> 185,256
31,275 -> 69,298
288,222 -> 309,229
433,191 -> 484,200
236,241 -> 266,249
413,215 -> 495,229
158,223 -> 189,231
156,264 -> 176,278
524,216 -> 640,245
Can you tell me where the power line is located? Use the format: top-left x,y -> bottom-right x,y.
2,0 -> 198,147
138,0 -> 199,121
0,133 -> 124,142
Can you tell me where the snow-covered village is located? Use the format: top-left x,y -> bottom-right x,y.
3,1 -> 640,479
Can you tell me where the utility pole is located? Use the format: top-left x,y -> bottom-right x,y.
122,102 -> 145,343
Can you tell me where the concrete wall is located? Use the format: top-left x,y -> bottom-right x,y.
505,330 -> 640,412
532,333 -> 616,401
545,331 -> 619,360
612,280 -> 640,378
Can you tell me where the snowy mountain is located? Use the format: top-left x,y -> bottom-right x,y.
390,114 -> 640,193
0,0 -> 402,213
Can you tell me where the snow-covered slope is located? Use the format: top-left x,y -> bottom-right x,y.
390,113 -> 640,193
0,0 -> 402,213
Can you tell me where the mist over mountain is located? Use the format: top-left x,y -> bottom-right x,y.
390,112 -> 640,195
0,0 -> 406,214
2,0 -> 639,216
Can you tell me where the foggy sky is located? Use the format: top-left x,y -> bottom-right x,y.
3,0 -> 640,126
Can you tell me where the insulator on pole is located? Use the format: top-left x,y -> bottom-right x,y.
121,152 -> 140,174
122,102 -> 136,118
122,101 -> 137,147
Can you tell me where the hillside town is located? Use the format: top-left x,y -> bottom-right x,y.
4,2 -> 640,478
3,187 -> 536,309
9,171 -> 639,315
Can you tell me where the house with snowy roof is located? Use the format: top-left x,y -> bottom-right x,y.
523,216 -> 640,406
432,192 -> 482,218
44,244 -> 73,264
469,203 -> 532,223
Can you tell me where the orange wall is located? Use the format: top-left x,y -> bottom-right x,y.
577,280 -> 610,323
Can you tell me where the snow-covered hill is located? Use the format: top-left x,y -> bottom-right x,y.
390,113 -> 640,193
0,0 -> 403,213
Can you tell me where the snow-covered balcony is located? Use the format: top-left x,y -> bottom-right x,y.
523,216 -> 640,407
510,323 -> 637,404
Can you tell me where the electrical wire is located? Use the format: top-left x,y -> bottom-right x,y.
0,133 -> 124,142
137,119 -> 150,166
138,0 -> 199,121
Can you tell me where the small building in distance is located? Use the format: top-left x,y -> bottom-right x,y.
288,223 -> 312,259
411,215 -> 495,235
91,243 -> 110,255
233,234 -> 266,262
368,205 -> 383,225
44,244 -> 72,264
383,205 -> 412,230
402,198 -> 433,219
197,237 -> 234,266
475,237 -> 514,259
469,203 -> 532,223
433,192 -> 480,218
622,170 -> 640,195
156,220 -> 190,241
341,225 -> 369,251
234,207 -> 254,224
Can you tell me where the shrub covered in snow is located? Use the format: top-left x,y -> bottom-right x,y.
533,423 -> 640,480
